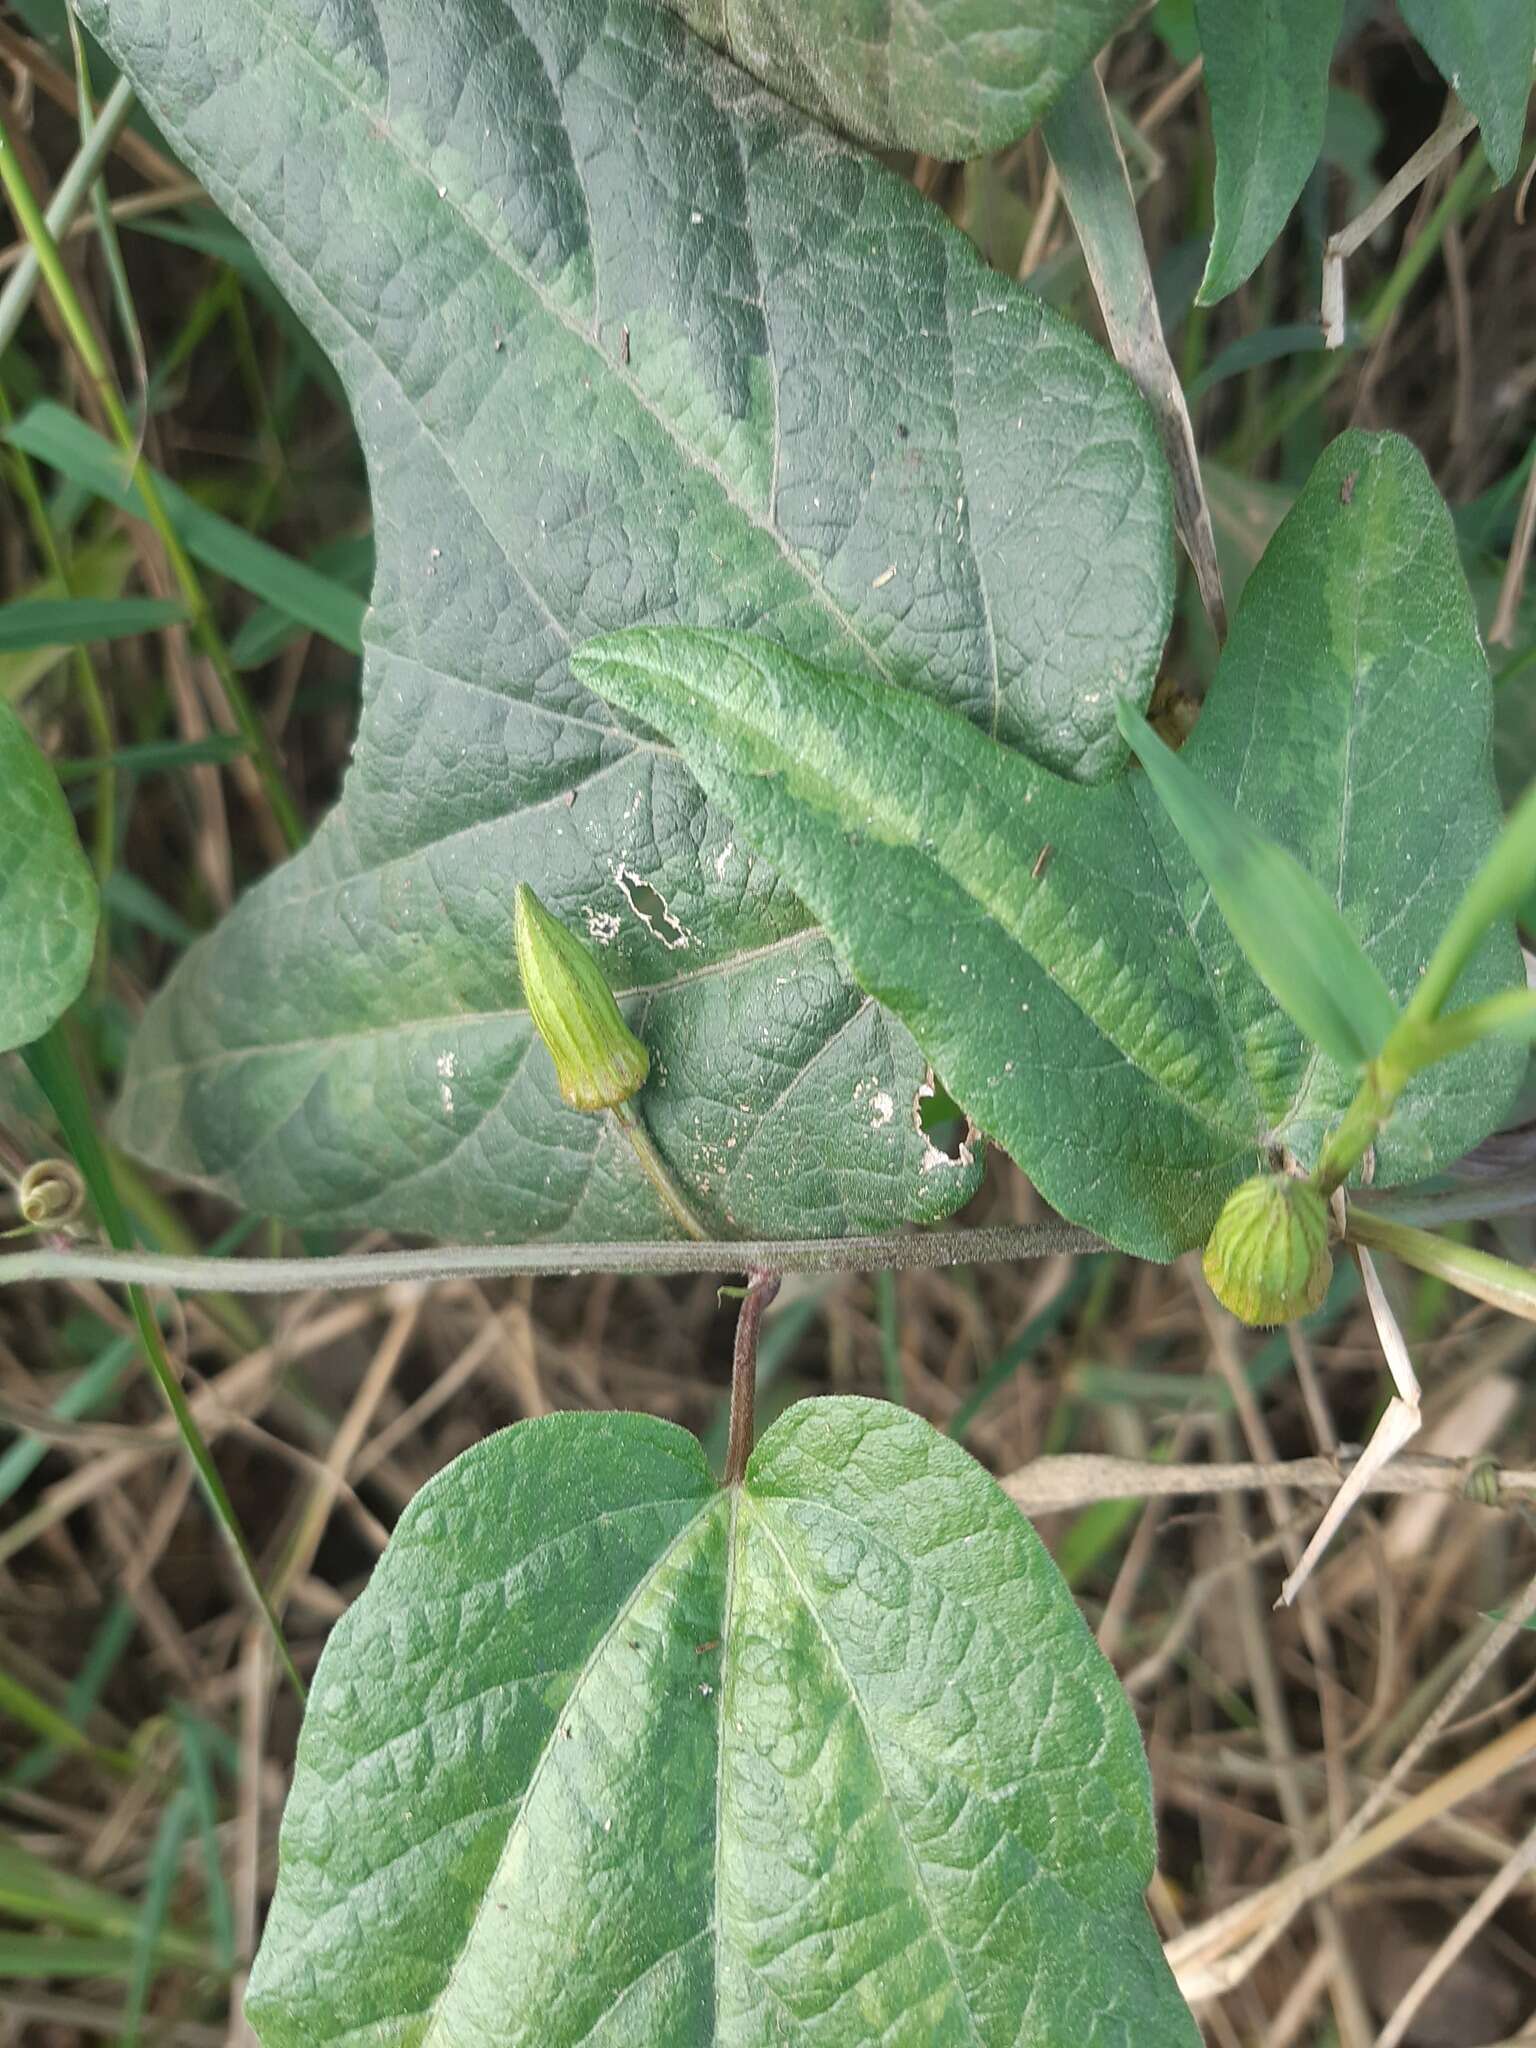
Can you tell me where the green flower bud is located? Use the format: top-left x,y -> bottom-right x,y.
513,884 -> 649,1111
1202,1172 -> 1332,1327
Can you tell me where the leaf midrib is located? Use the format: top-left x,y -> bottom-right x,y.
696,669 -> 1260,1151
417,1496 -> 723,2048
224,0 -> 899,691
712,1486 -> 743,2043
748,1503 -> 989,2048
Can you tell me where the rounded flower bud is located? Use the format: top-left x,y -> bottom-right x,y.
1202,1172 -> 1332,1327
513,884 -> 649,1112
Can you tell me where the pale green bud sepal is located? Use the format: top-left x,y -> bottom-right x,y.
513,884 -> 649,1111
1202,1172 -> 1333,1327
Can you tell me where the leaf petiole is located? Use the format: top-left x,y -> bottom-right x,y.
611,1099 -> 709,1241
1345,1206 -> 1536,1324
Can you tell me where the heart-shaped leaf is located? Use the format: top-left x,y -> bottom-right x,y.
83,0 -> 1175,1244
0,701 -> 98,1055
576,432 -> 1525,1260
246,1397 -> 1199,2046
661,0 -> 1139,156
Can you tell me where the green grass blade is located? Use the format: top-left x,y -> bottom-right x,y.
1117,699 -> 1399,1066
20,1027 -> 305,1703
120,1787 -> 195,2045
0,1665 -> 134,1777
0,1333 -> 135,1510
1414,989 -> 1536,1062
1402,779 -> 1536,1028
7,1594 -> 138,1794
5,404 -> 365,654
0,1832 -> 208,1967
102,871 -> 201,949
0,536 -> 135,705
0,595 -> 186,651
873,1270 -> 903,1405
54,733 -> 250,783
174,1713 -> 236,1971
229,532 -> 373,670
0,1933 -> 141,1980
949,1261 -> 1101,1441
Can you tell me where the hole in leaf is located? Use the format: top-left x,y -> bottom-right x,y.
914,1072 -> 972,1161
614,864 -> 689,949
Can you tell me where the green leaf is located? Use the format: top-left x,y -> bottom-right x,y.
661,0 -> 1140,156
0,594 -> 187,652
0,700 -> 98,1055
246,1399 -> 1198,2047
1115,701 -> 1398,1067
1195,0 -> 1344,303
577,432 -> 1524,1260
82,0 -> 1175,1245
1397,0 -> 1536,185
4,404 -> 365,656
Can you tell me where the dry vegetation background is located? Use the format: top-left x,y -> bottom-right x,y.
1,3 -> 1535,2044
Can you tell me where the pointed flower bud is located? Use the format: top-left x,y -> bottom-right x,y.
514,884 -> 649,1111
1203,1172 -> 1333,1327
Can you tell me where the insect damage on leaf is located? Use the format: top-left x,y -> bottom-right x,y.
80,0 -> 1175,1248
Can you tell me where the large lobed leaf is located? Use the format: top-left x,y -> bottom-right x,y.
82,0 -> 1175,1245
246,1397 -> 1199,2045
0,701 -> 98,1055
661,0 -> 1139,158
577,433 -> 1525,1260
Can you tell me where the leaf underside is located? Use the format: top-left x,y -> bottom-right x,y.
0,699 -> 98,1055
1194,0 -> 1344,303
660,0 -> 1140,157
245,1398 -> 1200,2046
1396,0 -> 1536,186
82,0 -> 1176,1245
577,433 -> 1525,1261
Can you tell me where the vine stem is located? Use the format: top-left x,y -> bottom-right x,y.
20,1029 -> 305,1703
0,1221 -> 1103,1294
724,1272 -> 781,1487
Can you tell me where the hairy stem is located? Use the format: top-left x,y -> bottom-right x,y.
0,1220 -> 1103,1294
